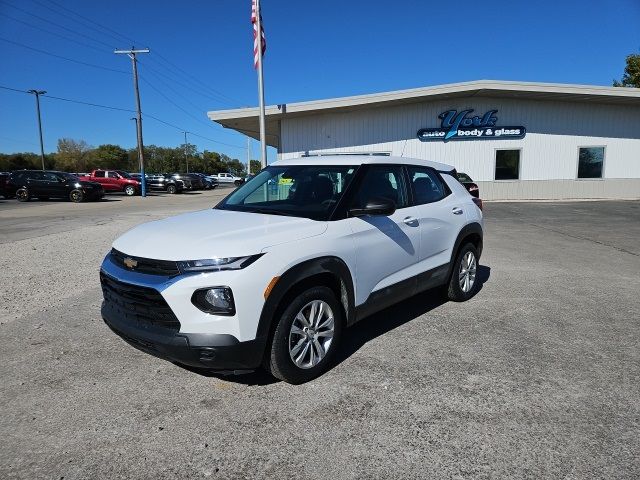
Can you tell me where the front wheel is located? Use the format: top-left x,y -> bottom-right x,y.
447,243 -> 479,302
265,286 -> 343,384
234,180 -> 242,186
69,189 -> 84,203
16,188 -> 30,202
124,185 -> 136,196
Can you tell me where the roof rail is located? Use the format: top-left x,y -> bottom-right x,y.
300,151 -> 391,157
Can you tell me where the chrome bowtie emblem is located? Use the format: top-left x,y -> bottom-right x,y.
123,257 -> 138,269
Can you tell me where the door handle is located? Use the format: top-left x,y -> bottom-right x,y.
403,216 -> 419,227
452,207 -> 464,215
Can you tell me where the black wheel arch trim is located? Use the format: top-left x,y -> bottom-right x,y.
255,256 -> 356,347
447,222 -> 483,280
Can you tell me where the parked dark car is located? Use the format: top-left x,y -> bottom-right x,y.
456,172 -> 480,198
170,173 -> 193,190
192,173 -> 218,190
0,172 -> 12,199
147,174 -> 184,194
7,170 -> 104,202
184,173 -> 205,190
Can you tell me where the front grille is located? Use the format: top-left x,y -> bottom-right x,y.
110,249 -> 180,276
100,272 -> 180,331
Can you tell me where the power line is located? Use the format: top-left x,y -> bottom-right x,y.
30,0 -> 242,106
0,0 -> 114,50
137,58 -> 236,107
20,0 -> 243,109
138,75 -> 216,130
0,12 -> 108,54
34,0 -> 137,46
149,52 -> 243,106
0,37 -> 130,74
0,84 -> 245,150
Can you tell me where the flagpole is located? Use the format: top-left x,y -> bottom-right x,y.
255,0 -> 267,168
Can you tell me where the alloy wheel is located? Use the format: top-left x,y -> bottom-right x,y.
458,251 -> 477,293
288,300 -> 335,369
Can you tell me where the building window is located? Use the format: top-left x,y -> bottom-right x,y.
495,149 -> 520,180
578,147 -> 604,179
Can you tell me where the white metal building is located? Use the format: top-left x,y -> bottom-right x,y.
208,80 -> 640,200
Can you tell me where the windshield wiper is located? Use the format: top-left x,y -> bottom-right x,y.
246,208 -> 296,217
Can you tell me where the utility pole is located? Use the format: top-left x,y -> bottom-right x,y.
28,89 -> 46,170
130,117 -> 141,172
255,0 -> 267,168
183,131 -> 189,173
115,47 -> 150,197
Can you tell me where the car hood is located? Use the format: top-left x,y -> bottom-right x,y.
112,208 -> 327,260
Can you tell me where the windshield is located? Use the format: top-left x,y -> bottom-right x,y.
457,172 -> 473,183
217,165 -> 357,220
116,170 -> 132,179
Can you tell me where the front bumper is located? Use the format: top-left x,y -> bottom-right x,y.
102,300 -> 265,370
99,255 -> 268,371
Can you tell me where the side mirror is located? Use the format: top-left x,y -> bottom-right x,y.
349,198 -> 396,217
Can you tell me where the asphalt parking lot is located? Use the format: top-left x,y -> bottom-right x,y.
1,193 -> 638,479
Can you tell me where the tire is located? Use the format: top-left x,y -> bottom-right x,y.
265,286 -> 343,384
234,180 -> 242,186
124,185 -> 136,196
446,243 -> 479,302
69,189 -> 84,203
167,184 -> 177,194
16,188 -> 30,202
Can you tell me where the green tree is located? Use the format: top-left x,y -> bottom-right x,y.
613,53 -> 640,88
55,138 -> 91,172
249,159 -> 261,174
89,144 -> 129,170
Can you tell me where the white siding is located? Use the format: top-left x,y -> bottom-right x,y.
279,97 -> 640,199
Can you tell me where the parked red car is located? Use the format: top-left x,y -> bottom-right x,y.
82,170 -> 141,196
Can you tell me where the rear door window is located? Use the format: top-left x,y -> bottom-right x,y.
407,166 -> 450,205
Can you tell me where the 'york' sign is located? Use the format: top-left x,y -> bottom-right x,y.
417,109 -> 526,142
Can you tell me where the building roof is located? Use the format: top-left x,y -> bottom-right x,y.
207,80 -> 640,148
271,154 -> 454,172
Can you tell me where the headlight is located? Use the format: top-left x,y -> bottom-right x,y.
177,254 -> 263,273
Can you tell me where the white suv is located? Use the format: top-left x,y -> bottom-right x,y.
100,155 -> 483,383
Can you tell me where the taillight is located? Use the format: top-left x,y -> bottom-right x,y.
472,197 -> 483,211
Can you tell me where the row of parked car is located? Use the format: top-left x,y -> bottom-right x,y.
0,169 -> 245,203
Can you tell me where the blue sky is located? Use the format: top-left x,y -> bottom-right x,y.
1,0 -> 638,160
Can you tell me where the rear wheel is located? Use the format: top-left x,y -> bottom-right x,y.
265,286 -> 343,384
16,188 -> 30,202
69,189 -> 84,203
124,185 -> 136,196
166,184 -> 177,194
447,243 -> 479,302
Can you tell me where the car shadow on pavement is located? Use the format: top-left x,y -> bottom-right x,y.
180,265 -> 491,386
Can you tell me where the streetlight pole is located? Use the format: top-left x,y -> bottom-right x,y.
115,47 -> 149,197
183,131 -> 189,173
28,89 -> 46,170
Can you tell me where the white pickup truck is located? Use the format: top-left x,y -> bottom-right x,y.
212,172 -> 243,186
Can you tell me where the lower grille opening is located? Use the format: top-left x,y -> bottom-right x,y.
100,272 -> 180,331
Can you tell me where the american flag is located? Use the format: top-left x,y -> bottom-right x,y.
251,0 -> 266,69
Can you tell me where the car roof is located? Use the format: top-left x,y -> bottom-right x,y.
270,155 -> 454,172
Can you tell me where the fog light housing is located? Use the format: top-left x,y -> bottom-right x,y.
191,287 -> 235,315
